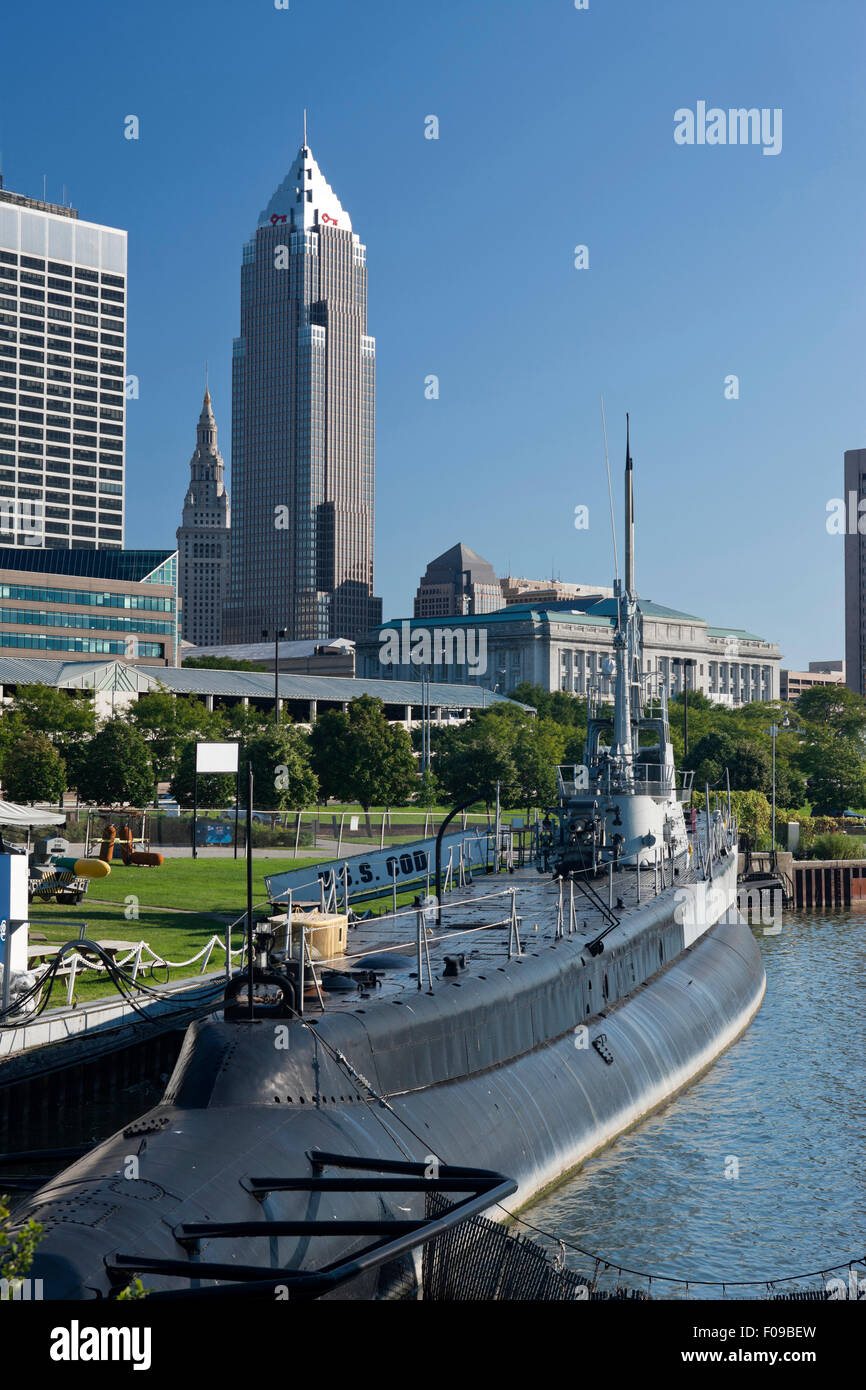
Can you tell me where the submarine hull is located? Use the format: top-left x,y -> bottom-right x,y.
19,852 -> 765,1299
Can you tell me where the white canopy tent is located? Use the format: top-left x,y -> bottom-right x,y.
0,802 -> 66,828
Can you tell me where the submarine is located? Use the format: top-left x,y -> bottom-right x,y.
14,426 -> 766,1300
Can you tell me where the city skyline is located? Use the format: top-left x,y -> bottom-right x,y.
0,0 -> 863,670
223,138 -> 380,643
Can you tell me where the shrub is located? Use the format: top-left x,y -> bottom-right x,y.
810,832 -> 864,861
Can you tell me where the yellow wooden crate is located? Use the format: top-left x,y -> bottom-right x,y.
289,909 -> 348,960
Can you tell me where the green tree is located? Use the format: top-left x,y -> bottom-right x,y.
1,731 -> 66,804
11,683 -> 95,740
130,689 -> 226,789
244,724 -> 319,810
508,683 -> 588,728
8,683 -> 95,787
379,722 -> 419,806
417,765 -> 442,808
727,739 -> 771,793
219,703 -> 277,741
690,730 -> 737,790
511,717 -> 567,810
798,732 -> 866,815
75,721 -> 156,807
183,655 -> 268,671
309,708 -> 353,802
796,684 -> 866,738
729,790 -> 771,843
310,695 -> 417,809
432,716 -> 519,809
126,688 -> 223,787
0,1196 -> 43,1283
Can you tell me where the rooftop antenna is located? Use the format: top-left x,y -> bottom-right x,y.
42,174 -> 46,200
303,108 -> 307,147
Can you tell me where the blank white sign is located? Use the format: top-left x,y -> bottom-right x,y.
196,741 -> 240,774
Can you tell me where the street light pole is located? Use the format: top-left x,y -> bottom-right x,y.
683,659 -> 694,761
763,712 -> 790,854
771,723 -> 777,851
263,627 -> 287,724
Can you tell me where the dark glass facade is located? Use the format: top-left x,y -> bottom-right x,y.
224,145 -> 381,642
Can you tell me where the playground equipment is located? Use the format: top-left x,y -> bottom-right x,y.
116,824 -> 163,867
88,812 -> 164,868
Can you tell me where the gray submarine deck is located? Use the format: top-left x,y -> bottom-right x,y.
17,841 -> 765,1299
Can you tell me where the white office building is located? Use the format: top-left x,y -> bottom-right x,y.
0,178 -> 127,550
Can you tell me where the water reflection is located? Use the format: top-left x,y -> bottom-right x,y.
523,911 -> 866,1299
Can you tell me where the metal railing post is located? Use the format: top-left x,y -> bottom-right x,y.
66,953 -> 77,1008
297,919 -> 305,1017
608,861 -> 613,910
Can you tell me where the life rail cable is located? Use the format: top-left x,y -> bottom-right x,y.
494,1204 -> 866,1295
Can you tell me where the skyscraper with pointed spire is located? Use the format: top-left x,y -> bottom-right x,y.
176,385 -> 230,647
222,138 -> 381,643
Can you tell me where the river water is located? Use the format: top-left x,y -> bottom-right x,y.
521,910 -> 866,1299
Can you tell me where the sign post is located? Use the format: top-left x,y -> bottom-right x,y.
193,742 -> 241,860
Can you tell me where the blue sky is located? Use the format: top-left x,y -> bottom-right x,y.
1,0 -> 863,668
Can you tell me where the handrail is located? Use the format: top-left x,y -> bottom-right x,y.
106,1152 -> 518,1300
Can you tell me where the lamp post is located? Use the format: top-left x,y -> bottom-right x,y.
673,657 -> 695,760
420,664 -> 430,774
262,628 -> 287,724
763,712 -> 790,853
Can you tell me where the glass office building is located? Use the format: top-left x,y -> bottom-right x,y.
0,178 -> 126,551
224,142 -> 381,643
0,546 -> 178,665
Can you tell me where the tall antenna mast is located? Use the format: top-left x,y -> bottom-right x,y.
600,395 -> 619,584
624,412 -> 635,596
303,108 -> 307,146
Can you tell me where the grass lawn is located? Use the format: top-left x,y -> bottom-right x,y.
80,856 -> 323,914
24,857 -> 319,1006
28,900 -> 233,1005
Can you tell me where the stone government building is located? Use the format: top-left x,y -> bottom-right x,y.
357,596 -> 781,707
